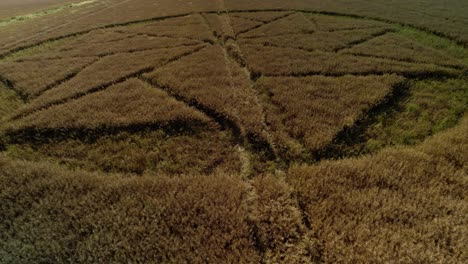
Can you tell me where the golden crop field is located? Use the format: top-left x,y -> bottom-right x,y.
0,0 -> 467,263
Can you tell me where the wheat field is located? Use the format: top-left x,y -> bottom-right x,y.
0,0 -> 467,263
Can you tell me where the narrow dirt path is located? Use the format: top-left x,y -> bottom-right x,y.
203,8 -> 316,262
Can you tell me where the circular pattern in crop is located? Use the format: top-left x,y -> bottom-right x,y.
1,10 -> 467,174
